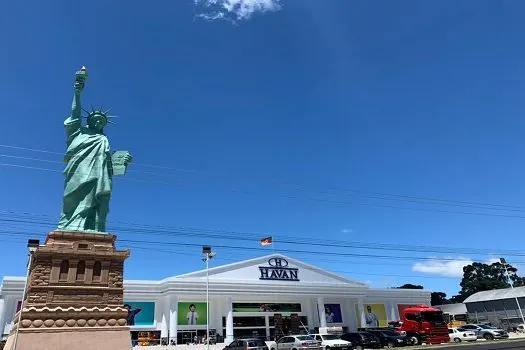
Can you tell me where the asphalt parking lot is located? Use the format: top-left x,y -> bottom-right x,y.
408,338 -> 525,349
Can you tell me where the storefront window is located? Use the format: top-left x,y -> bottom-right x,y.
233,328 -> 267,339
269,316 -> 308,326
233,303 -> 302,313
234,316 -> 266,327
130,331 -> 160,346
222,316 -> 266,327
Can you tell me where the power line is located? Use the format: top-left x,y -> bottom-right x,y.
4,158 -> 525,221
1,209 -> 524,259
0,231 -> 467,281
126,245 -> 461,280
1,143 -> 524,212
1,221 -> 519,264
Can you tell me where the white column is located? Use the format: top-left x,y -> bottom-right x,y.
226,296 -> 234,342
0,298 -> 5,337
2,297 -> 16,335
161,313 -> 168,340
357,299 -> 366,329
305,299 -> 314,332
388,302 -> 397,322
317,297 -> 327,328
343,298 -> 357,331
169,295 -> 179,344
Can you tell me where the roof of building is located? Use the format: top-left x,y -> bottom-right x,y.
169,253 -> 367,286
463,286 -> 525,303
435,303 -> 467,315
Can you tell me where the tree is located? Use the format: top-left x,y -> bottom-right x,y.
451,261 -> 522,303
395,284 -> 450,305
396,283 -> 424,289
431,292 -> 450,306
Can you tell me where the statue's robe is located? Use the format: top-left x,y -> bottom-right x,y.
58,116 -> 113,232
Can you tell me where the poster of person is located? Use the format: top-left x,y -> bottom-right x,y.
123,301 -> 155,326
178,302 -> 208,326
323,304 -> 343,323
354,304 -> 387,328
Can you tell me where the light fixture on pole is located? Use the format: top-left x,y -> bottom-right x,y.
202,246 -> 215,350
12,239 -> 40,350
500,258 -> 525,326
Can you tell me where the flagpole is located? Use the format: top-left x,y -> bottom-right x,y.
272,235 -> 275,254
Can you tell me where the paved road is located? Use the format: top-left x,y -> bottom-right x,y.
409,338 -> 525,349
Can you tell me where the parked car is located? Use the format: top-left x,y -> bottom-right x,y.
366,329 -> 407,348
448,328 -> 477,343
310,334 -> 352,350
224,338 -> 269,350
270,335 -> 322,350
460,324 -> 509,340
340,332 -> 382,350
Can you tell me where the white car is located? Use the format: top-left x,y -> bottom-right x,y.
311,334 -> 352,350
448,328 -> 477,343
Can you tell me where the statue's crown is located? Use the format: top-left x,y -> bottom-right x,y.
82,105 -> 117,124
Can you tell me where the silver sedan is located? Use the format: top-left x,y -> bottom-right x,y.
271,335 -> 323,350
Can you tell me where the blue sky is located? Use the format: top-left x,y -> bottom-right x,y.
2,0 -> 525,297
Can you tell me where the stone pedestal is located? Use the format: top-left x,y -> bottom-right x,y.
3,231 -> 131,350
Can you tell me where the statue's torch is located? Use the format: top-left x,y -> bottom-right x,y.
75,66 -> 88,90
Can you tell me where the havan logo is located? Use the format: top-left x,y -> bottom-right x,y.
259,257 -> 299,281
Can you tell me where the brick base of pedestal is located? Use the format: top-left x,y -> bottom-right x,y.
3,328 -> 131,350
4,231 -> 131,350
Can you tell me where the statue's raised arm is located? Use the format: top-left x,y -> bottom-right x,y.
64,66 -> 88,136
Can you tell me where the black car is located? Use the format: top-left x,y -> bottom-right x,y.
340,332 -> 382,350
366,330 -> 407,348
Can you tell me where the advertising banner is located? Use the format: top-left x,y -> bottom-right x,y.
232,303 -> 301,313
324,304 -> 343,323
124,301 -> 156,326
178,302 -> 208,326
355,303 -> 387,327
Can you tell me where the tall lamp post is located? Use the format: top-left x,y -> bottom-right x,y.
12,239 -> 40,350
202,246 -> 215,350
500,258 -> 525,326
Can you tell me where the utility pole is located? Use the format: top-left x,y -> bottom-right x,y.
500,258 -> 525,326
202,246 -> 216,350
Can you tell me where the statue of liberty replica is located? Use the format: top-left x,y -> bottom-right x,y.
3,67 -> 134,350
58,66 -> 132,232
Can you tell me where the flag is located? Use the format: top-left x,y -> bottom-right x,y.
260,236 -> 273,246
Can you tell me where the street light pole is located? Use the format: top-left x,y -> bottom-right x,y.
12,239 -> 40,350
500,258 -> 525,326
203,246 -> 215,350
206,254 -> 209,350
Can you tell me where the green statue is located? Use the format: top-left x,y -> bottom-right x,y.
58,66 -> 132,233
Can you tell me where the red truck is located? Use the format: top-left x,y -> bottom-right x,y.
390,304 -> 450,345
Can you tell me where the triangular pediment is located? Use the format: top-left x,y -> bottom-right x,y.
168,254 -> 367,287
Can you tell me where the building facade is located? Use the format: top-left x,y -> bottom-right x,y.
464,286 -> 525,328
0,254 -> 430,345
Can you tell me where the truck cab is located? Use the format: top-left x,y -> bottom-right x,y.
395,305 -> 450,345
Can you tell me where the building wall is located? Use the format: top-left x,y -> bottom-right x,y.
1,288 -> 429,341
0,255 -> 430,340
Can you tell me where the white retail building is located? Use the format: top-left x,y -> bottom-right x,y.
0,254 -> 430,345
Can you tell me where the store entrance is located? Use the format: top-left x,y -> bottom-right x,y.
271,314 -> 308,340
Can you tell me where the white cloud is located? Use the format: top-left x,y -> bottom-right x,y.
341,228 -> 353,233
412,257 -> 513,278
412,258 -> 473,278
195,0 -> 282,22
486,257 -> 501,265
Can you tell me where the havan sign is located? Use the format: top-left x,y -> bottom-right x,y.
259,257 -> 299,281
